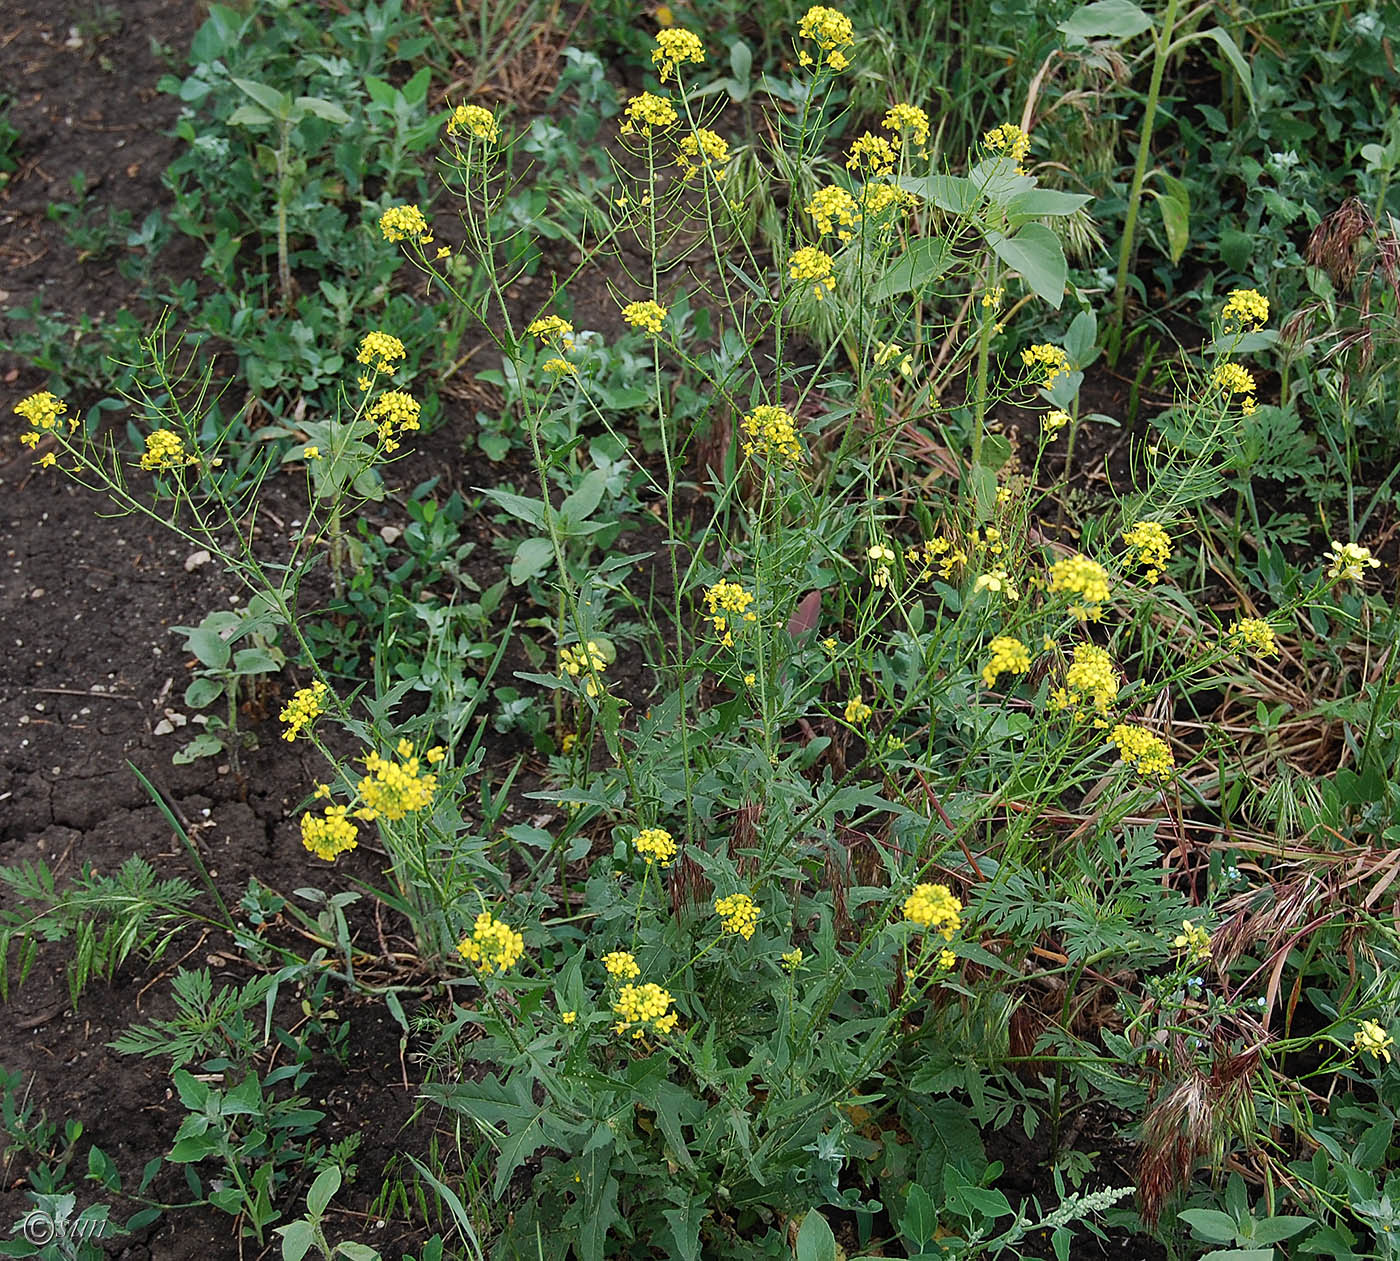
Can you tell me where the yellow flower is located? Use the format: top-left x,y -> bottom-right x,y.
603,950 -> 641,979
740,403 -> 804,465
715,893 -> 761,940
1171,919 -> 1211,963
981,636 -> 1030,688
379,204 -> 432,243
676,128 -> 729,181
302,445 -> 321,460
559,641 -> 607,697
457,911 -> 525,974
367,390 -> 421,452
301,805 -> 359,861
903,883 -> 962,939
1220,288 -> 1269,331
1106,723 -> 1174,782
14,391 -> 68,450
526,315 -> 575,349
37,452 -> 56,469
633,827 -> 677,866
280,681 -> 329,741
781,948 -> 805,972
973,568 -> 1020,601
1021,343 -> 1071,389
612,982 -> 678,1037
938,948 -> 957,970
561,1010 -> 577,1025
1354,1020 -> 1394,1063
1122,520 -> 1172,583
882,102 -> 929,148
873,340 -> 913,376
844,695 -> 872,724
621,91 -> 678,135
139,429 -> 195,472
1326,541 -> 1380,583
806,185 -> 861,241
1211,360 -> 1256,399
1048,643 -> 1118,722
356,330 -> 407,374
788,246 -> 835,301
983,122 -> 1031,172
845,132 -> 897,177
541,357 -> 578,377
1048,554 -> 1111,621
652,28 -> 705,82
446,104 -> 499,144
1226,617 -> 1278,657
982,286 -> 1004,309
356,743 -> 438,820
797,5 -> 855,71
621,300 -> 667,335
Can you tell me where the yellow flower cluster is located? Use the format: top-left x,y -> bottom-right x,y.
446,104 -> 499,143
1049,643 -> 1119,724
603,950 -> 641,979
357,738 -> 439,821
379,204 -> 432,243
140,429 -> 196,472
1043,409 -> 1070,437
1106,722 -> 1174,782
740,403 -> 804,464
1211,361 -> 1255,399
807,185 -> 861,241
903,883 -> 962,939
357,331 -> 407,374
526,315 -> 575,349
1226,617 -> 1278,657
844,694 -> 872,724
1022,343 -> 1071,389
983,122 -> 1031,172
14,390 -> 73,460
859,182 -> 915,220
301,805 -> 358,861
883,102 -> 929,148
621,300 -> 667,335
982,636 -> 1030,688
703,580 -> 757,646
280,681 -> 328,741
621,91 -> 678,134
845,132 -> 898,177
613,982 -> 679,1037
1049,553 -> 1111,621
367,390 -> 421,453
1355,1020 -> 1395,1063
560,641 -> 607,697
1326,540 -> 1380,582
788,246 -> 835,300
797,5 -> 855,71
676,128 -> 729,180
1172,919 -> 1211,962
715,892 -> 761,939
457,911 -> 525,974
633,827 -> 677,866
973,568 -> 1019,601
874,341 -> 914,376
907,537 -> 968,582
1122,520 -> 1171,583
652,28 -> 705,81
541,357 -> 577,377
781,948 -> 805,972
1221,288 -> 1269,331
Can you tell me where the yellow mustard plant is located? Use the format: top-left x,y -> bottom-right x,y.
1042,409 -> 1070,437
1172,919 -> 1211,962
1210,361 -> 1256,414
882,102 -> 930,149
1021,343 -> 1071,389
982,636 -> 1030,688
983,122 -> 1031,172
621,300 -> 667,335
873,340 -> 914,376
1326,541 -> 1380,582
740,403 -> 804,464
541,357 -> 578,377
14,391 -> 71,440
797,5 -> 854,71
446,104 -> 500,143
303,446 -> 320,460
1226,617 -> 1279,657
844,695 -> 872,724
1048,643 -> 1118,724
908,537 -> 967,582
139,430 -> 196,472
715,893 -> 761,940
1106,723 -> 1174,782
1122,520 -> 1172,583
280,681 -> 328,741
612,982 -> 679,1037
621,91 -> 678,135
559,641 -> 607,697
1048,553 -> 1111,622
652,28 -> 705,81
806,185 -> 861,241
561,1010 -> 577,1025
301,806 -> 358,862
1355,1020 -> 1395,1063
1220,288 -> 1269,331
457,911 -> 525,974
703,580 -> 756,646
356,331 -> 407,374
676,128 -> 729,180
633,827 -> 677,866
858,182 -> 914,221
379,204 -> 432,243
367,390 -> 421,453
973,568 -> 1020,601
788,246 -> 835,300
603,950 -> 642,979
903,883 -> 962,939
845,132 -> 898,177
356,739 -> 438,821
526,315 -> 575,349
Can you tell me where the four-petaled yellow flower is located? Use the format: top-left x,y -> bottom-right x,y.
1171,919 -> 1211,963
740,403 -> 804,465
703,580 -> 756,646
797,5 -> 855,71
788,246 -> 835,301
883,102 -> 930,149
845,132 -> 898,177
844,695 -> 872,724
559,641 -> 607,697
1122,520 -> 1171,583
1048,643 -> 1119,724
139,429 -> 196,472
356,739 -> 438,821
447,104 -> 499,144
807,185 -> 861,241
983,122 -> 1031,172
652,28 -> 705,82
903,883 -> 962,939
1354,1020 -> 1394,1063
379,204 -> 432,244
603,950 -> 641,979
612,982 -> 679,1037
676,128 -> 729,181
1107,723 -> 1175,782
526,315 -> 575,349
1022,343 -> 1071,389
621,92 -> 678,135
973,568 -> 1020,601
982,636 -> 1030,688
1226,617 -> 1278,657
621,300 -> 667,335
367,390 -> 421,453
1043,409 -> 1070,437
357,331 -> 407,374
457,911 -> 525,974
1049,553 -> 1111,622
301,805 -> 358,862
1326,541 -> 1380,583
633,827 -> 677,866
715,893 -> 761,940
1220,288 -> 1269,331
280,681 -> 328,741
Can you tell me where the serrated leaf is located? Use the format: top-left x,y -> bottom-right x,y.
1059,0 -> 1153,41
989,222 -> 1067,308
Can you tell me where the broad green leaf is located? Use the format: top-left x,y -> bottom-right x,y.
336,1245 -> 380,1261
796,1210 -> 837,1261
989,223 -> 1067,308
276,1221 -> 315,1261
729,39 -> 752,85
174,733 -> 224,764
1250,1217 -> 1317,1244
1203,27 -> 1255,111
480,486 -> 550,528
306,1166 -> 341,1219
1059,0 -> 1153,41
899,174 -> 977,214
510,537 -> 555,585
226,104 -> 274,128
870,237 -> 953,301
1005,188 -> 1093,218
183,627 -> 230,670
184,677 -> 225,709
1150,175 -> 1190,264
1179,1209 -> 1242,1244
232,648 -> 282,674
559,468 -> 610,525
296,96 -> 352,125
232,77 -> 292,118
